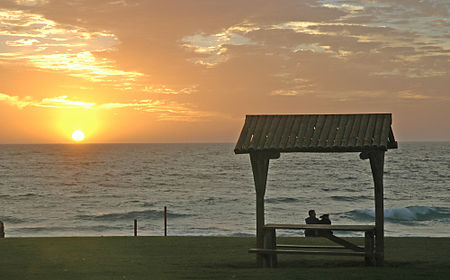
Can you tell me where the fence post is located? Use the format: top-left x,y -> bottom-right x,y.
134,219 -> 137,237
164,206 -> 167,236
0,221 -> 4,238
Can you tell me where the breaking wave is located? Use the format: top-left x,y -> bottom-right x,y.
346,206 -> 450,222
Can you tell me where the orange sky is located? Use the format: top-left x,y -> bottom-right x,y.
0,0 -> 449,143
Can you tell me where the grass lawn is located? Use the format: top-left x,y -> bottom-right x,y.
0,237 -> 449,279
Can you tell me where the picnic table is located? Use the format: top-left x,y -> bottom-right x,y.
249,223 -> 376,267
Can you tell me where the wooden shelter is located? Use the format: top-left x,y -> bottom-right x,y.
234,113 -> 397,267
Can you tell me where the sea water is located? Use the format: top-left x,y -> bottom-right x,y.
0,143 -> 448,237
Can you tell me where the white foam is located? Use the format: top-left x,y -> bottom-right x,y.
357,206 -> 438,221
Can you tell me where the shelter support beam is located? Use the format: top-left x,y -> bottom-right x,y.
250,151 -> 271,267
362,150 -> 385,266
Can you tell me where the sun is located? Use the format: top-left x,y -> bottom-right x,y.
72,130 -> 85,142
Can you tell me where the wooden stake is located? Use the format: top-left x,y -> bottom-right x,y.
0,221 -> 4,238
164,206 -> 167,236
134,219 -> 137,237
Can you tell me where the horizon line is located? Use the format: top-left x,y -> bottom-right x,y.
1,140 -> 449,145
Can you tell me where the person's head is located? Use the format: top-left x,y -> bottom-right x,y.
308,210 -> 316,217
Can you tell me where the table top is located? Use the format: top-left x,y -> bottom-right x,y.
265,223 -> 375,231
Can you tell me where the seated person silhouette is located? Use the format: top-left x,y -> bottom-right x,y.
318,214 -> 333,236
304,209 -> 320,237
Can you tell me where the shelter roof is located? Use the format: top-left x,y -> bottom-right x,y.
234,114 -> 397,154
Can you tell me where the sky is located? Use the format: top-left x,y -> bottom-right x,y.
0,0 -> 449,143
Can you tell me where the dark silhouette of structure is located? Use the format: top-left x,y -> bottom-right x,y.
235,113 -> 398,267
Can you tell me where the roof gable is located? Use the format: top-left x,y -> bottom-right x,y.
234,114 -> 397,154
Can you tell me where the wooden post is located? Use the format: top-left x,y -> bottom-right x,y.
134,219 -> 137,237
250,151 -> 270,267
365,230 -> 375,266
369,150 -> 385,266
164,206 -> 167,236
263,227 -> 277,267
0,221 -> 4,238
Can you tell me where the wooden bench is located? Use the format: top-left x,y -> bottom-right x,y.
249,224 -> 376,267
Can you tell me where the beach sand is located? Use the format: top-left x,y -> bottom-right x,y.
0,236 -> 449,279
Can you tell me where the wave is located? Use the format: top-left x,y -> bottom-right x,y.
5,193 -> 44,198
346,206 -> 450,222
231,232 -> 253,237
339,176 -> 358,181
195,197 -> 239,205
0,216 -> 30,224
331,195 -> 371,202
266,197 -> 300,204
77,209 -> 192,221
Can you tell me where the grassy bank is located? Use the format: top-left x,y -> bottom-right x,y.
0,237 -> 449,279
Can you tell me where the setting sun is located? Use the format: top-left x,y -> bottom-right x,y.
72,130 -> 85,142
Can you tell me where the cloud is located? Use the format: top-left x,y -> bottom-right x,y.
0,93 -> 95,109
322,3 -> 364,14
5,38 -> 39,46
25,51 -> 143,84
98,99 -> 213,121
0,92 -> 214,121
0,8 -> 143,88
0,92 -> 33,108
14,0 -> 48,6
107,0 -> 138,7
181,23 -> 259,66
142,85 -> 198,95
270,89 -> 301,96
38,96 -> 96,109
397,91 -> 427,100
177,0 -> 449,107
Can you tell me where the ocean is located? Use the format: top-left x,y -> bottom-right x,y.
0,142 -> 449,237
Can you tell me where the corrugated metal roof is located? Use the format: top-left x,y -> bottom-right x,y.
234,114 -> 397,154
